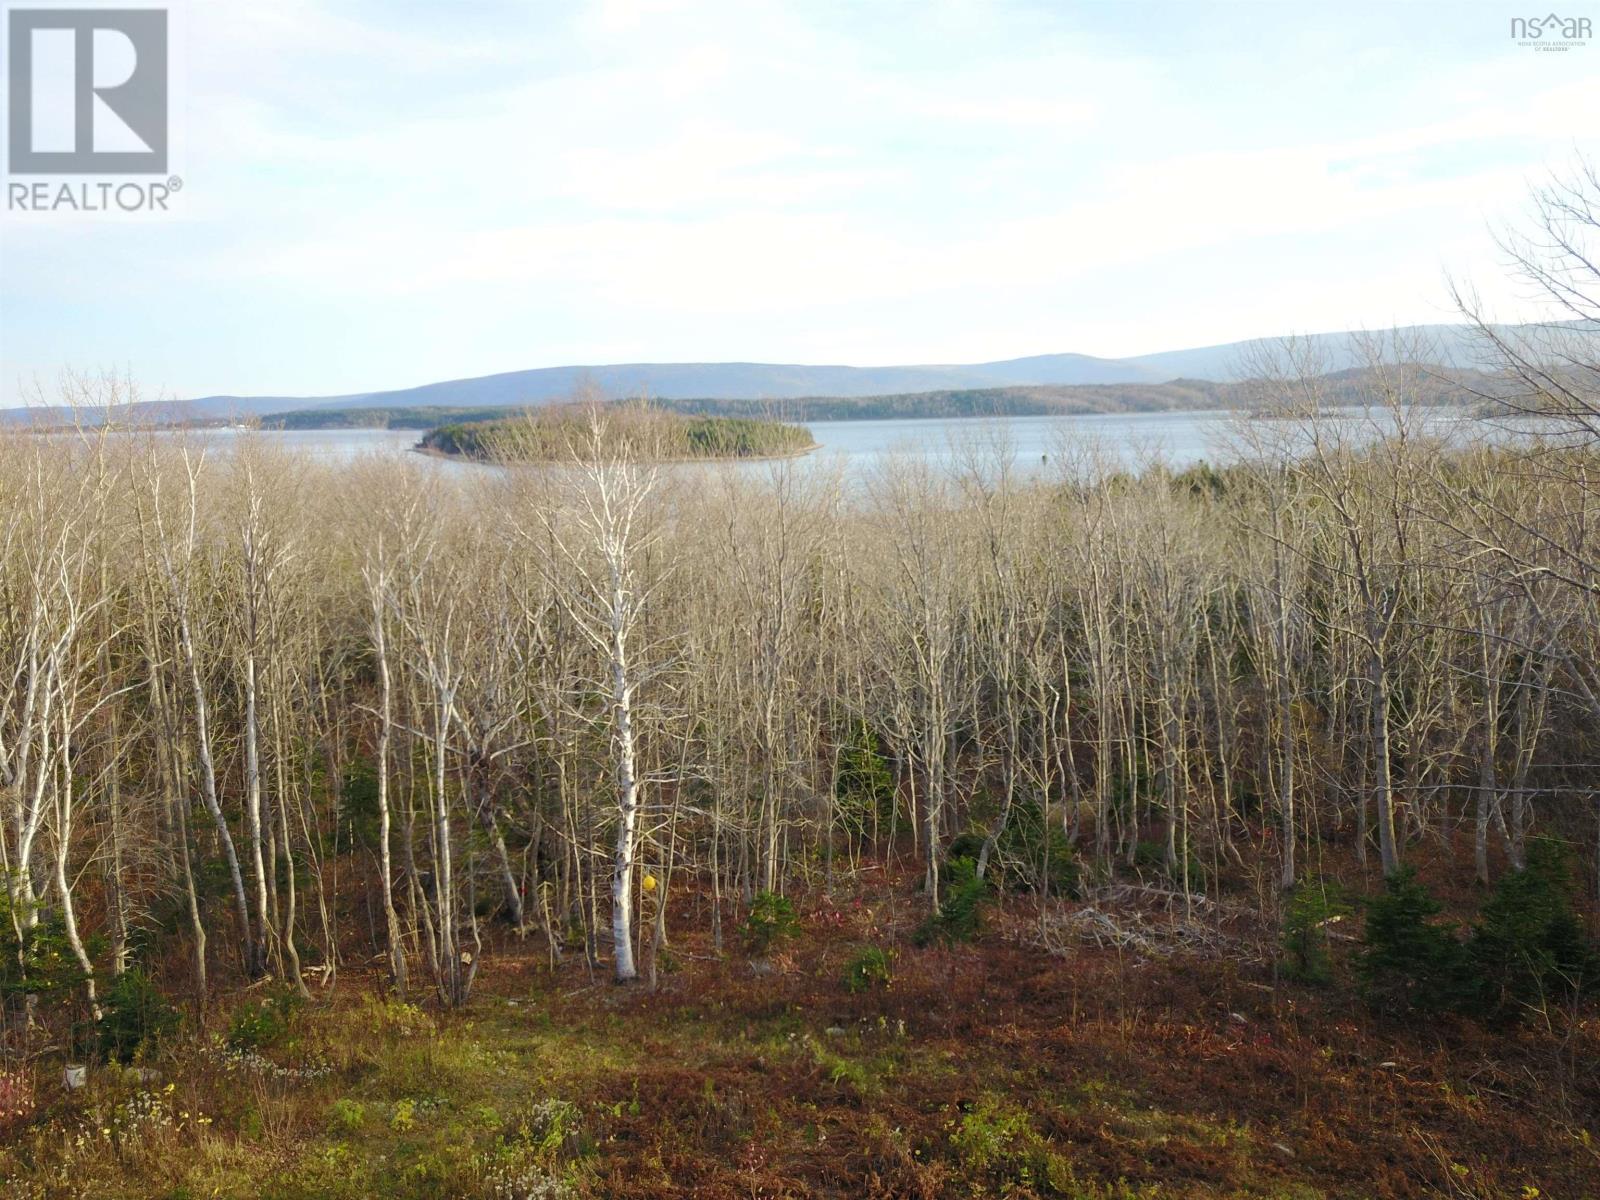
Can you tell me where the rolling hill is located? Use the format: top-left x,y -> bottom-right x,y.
0,323 -> 1549,427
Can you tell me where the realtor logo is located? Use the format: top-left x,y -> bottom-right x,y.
7,7 -> 168,173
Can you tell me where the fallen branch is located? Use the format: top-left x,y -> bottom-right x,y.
1010,893 -> 1264,964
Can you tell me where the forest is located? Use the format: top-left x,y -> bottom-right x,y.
1,343 -> 1599,1197
4,180 -> 1600,1200
417,405 -> 817,462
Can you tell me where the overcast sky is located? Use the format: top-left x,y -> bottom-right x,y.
1,0 -> 1597,405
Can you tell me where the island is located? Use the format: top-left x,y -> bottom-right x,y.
415,403 -> 818,463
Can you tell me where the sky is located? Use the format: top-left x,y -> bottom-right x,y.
1,0 -> 1598,406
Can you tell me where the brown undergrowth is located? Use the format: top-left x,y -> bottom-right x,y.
1,861 -> 1596,1199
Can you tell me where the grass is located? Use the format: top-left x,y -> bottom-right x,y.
1,866 -> 1596,1198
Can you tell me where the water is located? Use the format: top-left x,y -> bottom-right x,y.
802,410 -> 1237,472
86,408 -> 1485,479
137,411 -> 1244,473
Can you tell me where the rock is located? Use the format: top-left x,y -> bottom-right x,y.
824,1026 -> 846,1036
62,1065 -> 87,1091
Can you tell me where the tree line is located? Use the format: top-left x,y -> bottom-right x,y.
0,355 -> 1597,1027
5,166 -> 1600,1033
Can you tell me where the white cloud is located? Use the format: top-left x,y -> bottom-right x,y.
4,0 -> 1599,404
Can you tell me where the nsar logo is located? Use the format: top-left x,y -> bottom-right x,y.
1510,12 -> 1592,49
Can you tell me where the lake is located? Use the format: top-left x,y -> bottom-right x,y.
104,408 -> 1484,479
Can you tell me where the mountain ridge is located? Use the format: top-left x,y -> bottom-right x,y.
0,322 -> 1535,427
